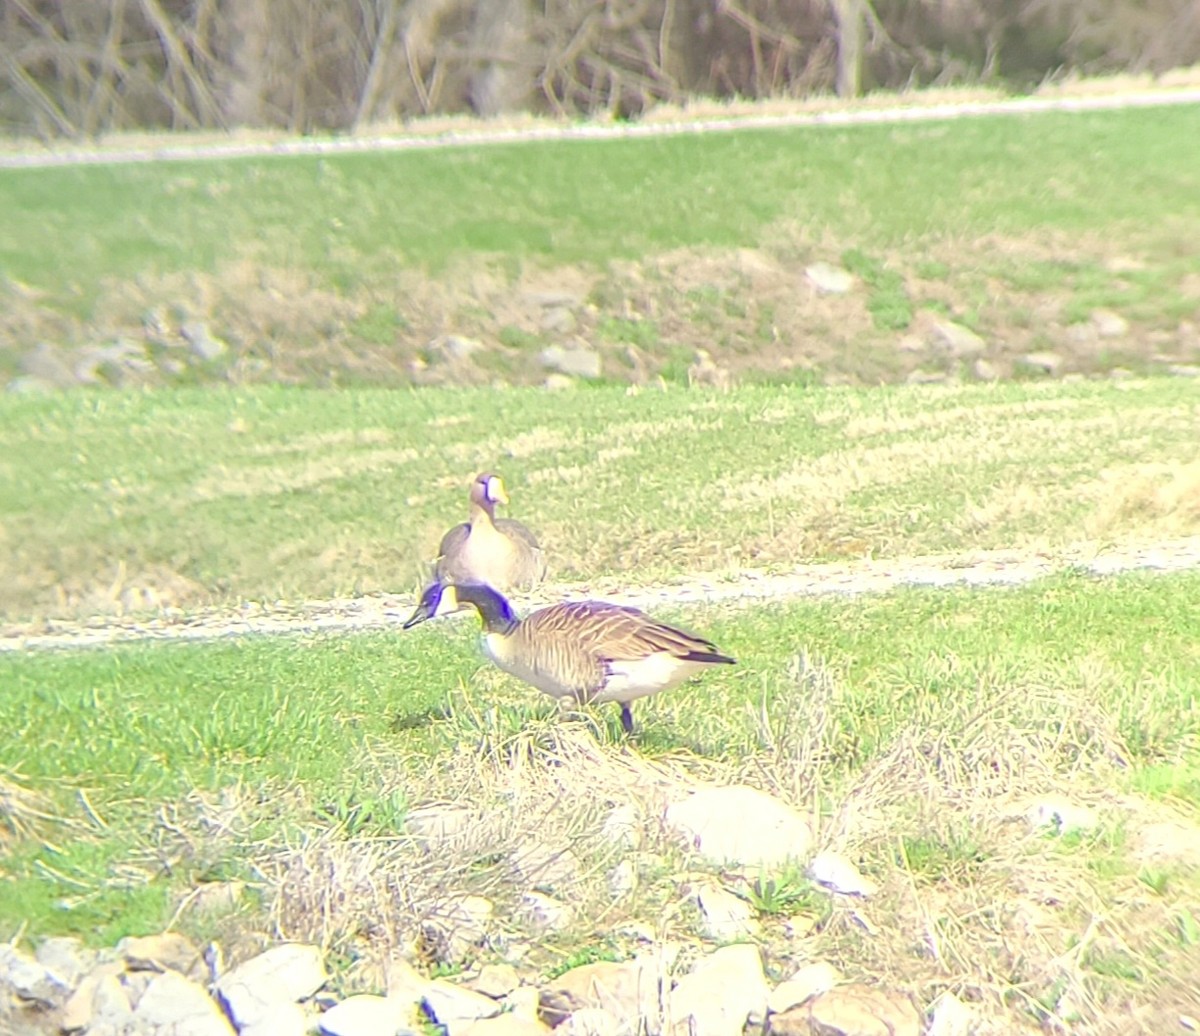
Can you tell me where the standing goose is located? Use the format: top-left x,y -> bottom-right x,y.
403,581 -> 736,733
432,473 -> 546,593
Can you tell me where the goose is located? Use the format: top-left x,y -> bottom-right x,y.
403,581 -> 735,733
431,473 -> 546,593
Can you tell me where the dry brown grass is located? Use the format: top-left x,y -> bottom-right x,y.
0,769 -> 60,844
159,655 -> 1200,1032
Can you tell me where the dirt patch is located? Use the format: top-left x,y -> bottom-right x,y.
7,227 -> 1200,392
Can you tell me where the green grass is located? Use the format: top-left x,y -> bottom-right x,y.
2,378 -> 1198,619
2,567 -> 1197,944
1,107 -> 1198,307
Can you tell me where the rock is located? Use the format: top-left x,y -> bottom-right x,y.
687,349 -> 732,391
608,859 -> 636,900
971,358 -> 1000,381
693,881 -> 759,940
905,369 -> 947,385
503,984 -> 542,1024
131,970 -> 235,1035
1016,351 -> 1064,376
543,373 -> 576,391
768,962 -> 842,1014
1133,820 -> 1200,866
1025,798 -> 1098,835
405,804 -> 479,845
214,943 -> 327,1030
34,936 -> 95,989
75,339 -> 155,386
929,319 -> 986,358
552,1007 -> 630,1035
385,956 -> 433,1005
1167,363 -> 1200,377
424,895 -> 494,962
318,994 -> 415,1036
462,1014 -> 552,1035
926,991 -> 975,1036
669,943 -> 769,1036
1090,308 -> 1129,338
808,851 -> 879,897
0,943 -> 71,1008
805,262 -> 855,295
540,959 -> 656,1029
539,344 -> 602,379
510,840 -> 582,891
470,962 -> 521,999
540,307 -> 577,334
181,321 -> 228,362
187,880 -> 246,916
428,335 -> 483,364
423,979 -> 503,1031
518,891 -> 574,933
19,342 -> 78,387
119,932 -> 201,974
664,785 -> 813,868
805,984 -> 921,1036
59,963 -> 129,1032
6,375 -> 60,393
242,1001 -> 310,1036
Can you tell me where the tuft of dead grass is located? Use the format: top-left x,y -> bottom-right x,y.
0,768 -> 59,844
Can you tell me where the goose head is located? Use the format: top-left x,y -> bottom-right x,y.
469,473 -> 509,516
402,580 -> 518,631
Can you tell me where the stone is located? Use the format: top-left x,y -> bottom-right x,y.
1167,363 -> 1200,377
552,1007 -> 631,1035
1016,351 -> 1064,376
1025,798 -> 1098,835
1090,308 -> 1129,338
119,932 -> 201,974
808,851 -> 879,897
510,840 -> 582,890
470,962 -> 520,999
1109,366 -> 1135,379
58,961 -> 127,1031
503,984 -> 542,1024
424,895 -> 494,961
664,785 -> 813,868
693,881 -> 759,940
406,804 -> 478,844
806,984 -> 921,1036
423,978 -> 503,1030
540,306 -> 577,334
385,956 -> 433,1006
428,335 -> 483,364
805,262 -> 855,295
214,943 -> 327,1030
462,1014 -> 552,1035
906,369 -> 947,385
6,375 -> 59,393
0,943 -> 71,1008
518,891 -> 574,933
538,344 -> 602,379
926,991 -> 975,1036
929,319 -> 986,358
181,321 -> 228,362
971,358 -> 1000,381
75,339 -> 155,386
543,373 -> 576,391
187,880 -> 246,916
668,943 -> 769,1036
242,1001 -> 309,1036
768,962 -> 842,1014
131,970 -> 235,1035
318,993 -> 415,1036
34,936 -> 96,990
540,960 -> 655,1029
608,859 -> 636,900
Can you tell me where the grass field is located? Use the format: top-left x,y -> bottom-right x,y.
2,103 -> 1199,387
2,378 -> 1199,621
3,97 -> 1200,1032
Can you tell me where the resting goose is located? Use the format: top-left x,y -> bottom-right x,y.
403,581 -> 736,733
432,473 -> 546,593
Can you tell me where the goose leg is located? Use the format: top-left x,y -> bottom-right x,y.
619,703 -> 635,735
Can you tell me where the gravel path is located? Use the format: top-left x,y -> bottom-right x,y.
5,537 -> 1198,653
1,85 -> 1199,170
